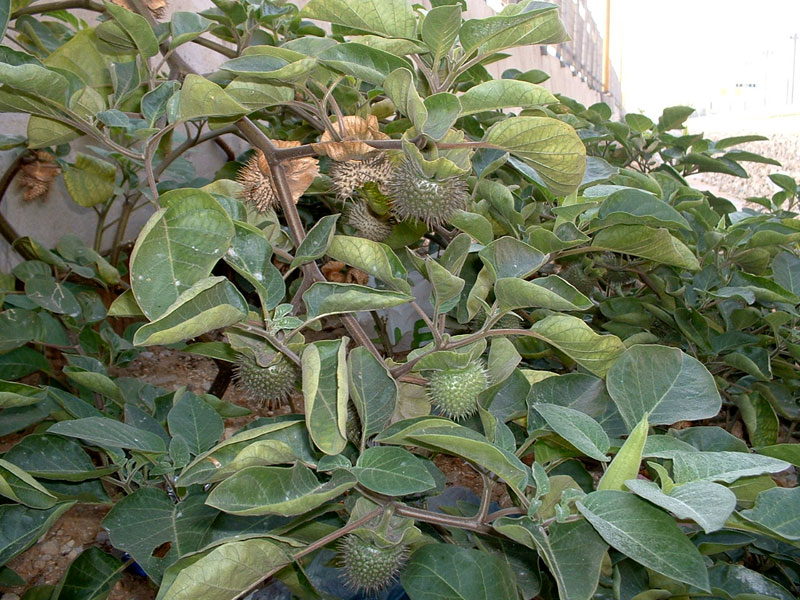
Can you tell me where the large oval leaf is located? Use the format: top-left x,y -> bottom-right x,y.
483,116 -> 585,195
130,191 -> 234,319
302,339 -> 348,455
205,464 -> 356,516
577,490 -> 710,591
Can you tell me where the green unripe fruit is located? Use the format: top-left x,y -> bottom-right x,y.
493,312 -> 524,330
599,252 -> 636,285
233,353 -> 297,411
345,200 -> 393,242
386,159 -> 469,228
560,263 -> 596,296
338,534 -> 408,594
426,360 -> 488,420
329,154 -> 394,200
345,402 -> 362,446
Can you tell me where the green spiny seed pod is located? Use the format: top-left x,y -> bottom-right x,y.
560,263 -> 596,296
338,534 -> 408,594
493,312 -> 524,330
426,360 -> 488,420
345,200 -> 393,242
346,402 -> 362,446
329,154 -> 394,200
599,252 -> 637,285
386,159 -> 469,228
233,353 -> 297,411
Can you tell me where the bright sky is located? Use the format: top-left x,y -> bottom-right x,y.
588,0 -> 800,116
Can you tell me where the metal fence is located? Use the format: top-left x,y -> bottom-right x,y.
539,0 -> 622,108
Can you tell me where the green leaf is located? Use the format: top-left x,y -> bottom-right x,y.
657,106 -> 694,131
772,251 -> 800,296
224,221 -> 284,310
142,81 -> 180,127
130,190 -> 234,319
25,276 -> 81,317
3,434 -> 115,481
597,415 -> 648,491
302,339 -> 348,455
299,0 -> 417,38
303,282 -> 412,320
624,113 -> 653,133
577,490 -> 709,591
460,0 -> 567,55
0,308 -> 43,353
176,418 -> 314,486
291,214 -> 339,269
401,543 -> 518,600
0,502 -> 74,565
529,315 -> 624,377
348,346 -> 397,445
383,68 -> 427,132
478,236 -> 547,280
671,451 -> 790,484
606,345 -> 721,431
225,79 -> 295,110
459,79 -> 556,116
593,189 -> 691,231
327,235 -> 410,293
54,547 -> 122,600
168,392 -> 224,456
450,210 -> 493,245
592,225 -> 700,270
377,420 -> 529,495
493,517 -> 607,600
484,116 -> 585,195
0,0 -> 9,41
104,1 -> 159,57
533,404 -> 609,461
158,538 -> 290,600
0,380 -> 47,409
0,458 -> 57,508
49,417 -> 167,453
495,276 -> 591,312
426,258 -> 465,315
0,58 -> 69,104
625,479 -> 735,534
354,446 -> 436,495
219,54 -> 318,84
179,74 -> 248,120
319,43 -> 411,86
422,93 -> 461,140
206,464 -> 356,516
170,12 -> 214,49
739,486 -> 800,540
63,153 -> 116,208
707,564 -> 795,600
133,277 -> 247,346
421,4 -> 461,60
0,346 -> 50,380
103,489 -> 219,582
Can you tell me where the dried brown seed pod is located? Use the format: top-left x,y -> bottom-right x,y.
236,141 -> 319,213
344,200 -> 393,242
18,151 -> 60,202
313,115 -> 390,162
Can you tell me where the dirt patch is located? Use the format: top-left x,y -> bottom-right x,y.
2,504 -> 156,599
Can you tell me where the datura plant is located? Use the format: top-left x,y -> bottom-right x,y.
0,0 -> 799,599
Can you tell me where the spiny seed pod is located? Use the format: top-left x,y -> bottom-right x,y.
560,263 -> 596,296
599,252 -> 637,285
233,353 -> 297,411
329,154 -> 394,200
345,200 -> 393,242
345,402 -> 362,446
236,144 -> 319,213
338,534 -> 408,594
386,159 -> 469,228
493,313 -> 524,330
426,360 -> 488,420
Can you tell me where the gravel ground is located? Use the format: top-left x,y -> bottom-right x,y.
687,113 -> 800,205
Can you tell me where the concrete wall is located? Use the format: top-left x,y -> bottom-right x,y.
0,0 -> 619,271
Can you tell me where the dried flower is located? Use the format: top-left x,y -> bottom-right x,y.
18,151 -> 60,202
313,115 -> 389,162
